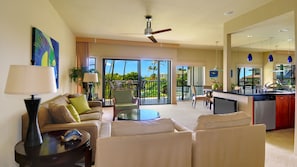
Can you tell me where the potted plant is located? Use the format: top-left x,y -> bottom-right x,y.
211,79 -> 222,90
69,67 -> 100,94
69,67 -> 83,85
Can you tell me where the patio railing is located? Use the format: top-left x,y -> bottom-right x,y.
103,80 -> 205,106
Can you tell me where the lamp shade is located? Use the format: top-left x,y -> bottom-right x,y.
83,73 -> 98,82
5,65 -> 57,95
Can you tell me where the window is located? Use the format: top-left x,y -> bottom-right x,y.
237,67 -> 261,91
275,64 -> 295,86
88,57 -> 96,71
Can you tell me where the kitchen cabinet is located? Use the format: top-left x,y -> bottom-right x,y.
289,95 -> 295,128
276,95 -> 295,129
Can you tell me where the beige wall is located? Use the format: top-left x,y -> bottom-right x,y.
0,0 -> 75,166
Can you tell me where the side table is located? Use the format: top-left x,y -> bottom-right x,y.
15,130 -> 92,167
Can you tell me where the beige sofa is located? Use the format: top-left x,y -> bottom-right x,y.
95,112 -> 266,167
95,118 -> 193,167
21,94 -> 105,162
193,111 -> 266,167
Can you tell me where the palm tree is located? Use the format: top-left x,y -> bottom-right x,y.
148,60 -> 158,80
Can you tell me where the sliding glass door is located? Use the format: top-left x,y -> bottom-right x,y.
176,66 -> 205,101
102,59 -> 171,106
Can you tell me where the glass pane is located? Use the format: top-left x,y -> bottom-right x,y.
176,66 -> 190,101
103,59 -> 171,106
88,57 -> 96,71
275,64 -> 295,86
237,67 -> 262,92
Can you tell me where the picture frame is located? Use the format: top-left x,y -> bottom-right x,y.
32,27 -> 59,88
209,70 -> 218,78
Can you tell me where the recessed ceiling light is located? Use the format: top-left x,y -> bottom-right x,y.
247,35 -> 253,38
279,28 -> 289,32
224,10 -> 234,16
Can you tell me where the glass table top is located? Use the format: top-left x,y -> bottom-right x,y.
117,109 -> 160,121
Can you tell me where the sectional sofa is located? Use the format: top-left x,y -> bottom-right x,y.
95,111 -> 266,167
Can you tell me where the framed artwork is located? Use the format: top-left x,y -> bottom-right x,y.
32,27 -> 59,88
209,70 -> 218,78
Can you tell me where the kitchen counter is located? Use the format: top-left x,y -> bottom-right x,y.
217,90 -> 295,96
213,90 -> 295,130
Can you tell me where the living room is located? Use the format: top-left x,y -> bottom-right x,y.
1,0 -> 297,166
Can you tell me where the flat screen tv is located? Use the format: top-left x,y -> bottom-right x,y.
214,97 -> 238,114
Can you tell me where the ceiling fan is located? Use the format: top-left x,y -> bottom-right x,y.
144,15 -> 172,43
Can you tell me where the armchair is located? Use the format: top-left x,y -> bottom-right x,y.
112,89 -> 139,120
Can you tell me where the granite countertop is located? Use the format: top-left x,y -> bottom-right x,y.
217,90 -> 295,96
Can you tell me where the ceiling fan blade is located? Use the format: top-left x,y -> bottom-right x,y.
152,28 -> 172,35
148,35 -> 158,43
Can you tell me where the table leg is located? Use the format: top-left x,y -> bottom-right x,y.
85,146 -> 92,167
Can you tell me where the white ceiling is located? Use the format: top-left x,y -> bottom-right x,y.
49,0 -> 294,51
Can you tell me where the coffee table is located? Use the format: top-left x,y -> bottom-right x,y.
117,109 -> 160,121
15,130 -> 92,167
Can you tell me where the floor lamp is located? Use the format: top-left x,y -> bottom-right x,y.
5,65 -> 57,147
83,73 -> 98,101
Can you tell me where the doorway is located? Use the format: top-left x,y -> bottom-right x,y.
176,66 -> 205,101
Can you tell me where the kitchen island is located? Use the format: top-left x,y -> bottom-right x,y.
213,90 -> 295,130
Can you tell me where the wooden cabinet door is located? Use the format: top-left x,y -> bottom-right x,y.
289,95 -> 295,128
276,95 -> 290,129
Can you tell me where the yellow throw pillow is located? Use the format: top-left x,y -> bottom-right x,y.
69,95 -> 91,114
66,104 -> 81,122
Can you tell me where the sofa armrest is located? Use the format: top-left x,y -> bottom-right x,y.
171,119 -> 193,132
99,122 -> 111,138
132,97 -> 139,108
88,100 -> 102,107
41,121 -> 100,133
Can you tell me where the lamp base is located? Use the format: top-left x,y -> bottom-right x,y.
88,83 -> 93,101
24,98 -> 43,147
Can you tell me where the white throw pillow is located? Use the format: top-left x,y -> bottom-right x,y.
111,118 -> 175,136
195,111 -> 251,130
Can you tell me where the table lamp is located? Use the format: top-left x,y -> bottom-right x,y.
83,73 -> 98,101
5,65 -> 57,147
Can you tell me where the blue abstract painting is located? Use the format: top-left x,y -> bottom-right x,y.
32,27 -> 59,88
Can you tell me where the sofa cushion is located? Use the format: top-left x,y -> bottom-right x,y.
195,111 -> 251,130
48,103 -> 76,123
69,95 -> 91,114
80,112 -> 102,121
66,104 -> 81,122
64,93 -> 81,103
84,106 -> 102,114
111,118 -> 175,136
41,95 -> 68,108
115,103 -> 138,110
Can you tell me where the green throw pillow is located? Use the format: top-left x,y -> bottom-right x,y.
66,104 -> 81,122
69,95 -> 91,114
